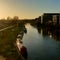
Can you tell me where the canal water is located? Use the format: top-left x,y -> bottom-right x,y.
22,23 -> 60,60
0,23 -> 60,60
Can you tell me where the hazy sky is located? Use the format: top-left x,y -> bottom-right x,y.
0,0 -> 60,19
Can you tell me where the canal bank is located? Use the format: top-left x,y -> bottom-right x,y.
0,24 -> 26,60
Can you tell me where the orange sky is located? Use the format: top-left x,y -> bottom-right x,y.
0,0 -> 60,19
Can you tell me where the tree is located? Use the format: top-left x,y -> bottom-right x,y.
13,16 -> 19,20
7,16 -> 11,20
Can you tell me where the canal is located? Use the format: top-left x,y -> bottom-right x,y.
22,23 -> 60,60
0,23 -> 60,60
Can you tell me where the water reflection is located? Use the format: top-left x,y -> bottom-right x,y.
17,25 -> 27,40
22,23 -> 60,60
16,36 -> 28,60
31,23 -> 60,41
0,22 -> 60,60
16,25 -> 28,60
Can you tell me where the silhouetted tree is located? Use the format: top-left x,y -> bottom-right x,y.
7,16 -> 11,20
13,16 -> 19,20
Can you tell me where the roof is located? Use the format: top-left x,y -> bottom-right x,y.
43,13 -> 60,15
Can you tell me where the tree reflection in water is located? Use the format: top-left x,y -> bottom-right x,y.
30,23 -> 60,41
16,24 -> 28,60
22,23 -> 60,60
0,22 -> 59,60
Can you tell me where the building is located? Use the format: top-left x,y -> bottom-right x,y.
41,13 -> 60,25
